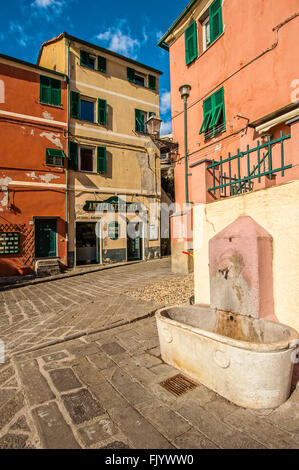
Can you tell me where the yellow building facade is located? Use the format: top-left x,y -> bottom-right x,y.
38,33 -> 162,267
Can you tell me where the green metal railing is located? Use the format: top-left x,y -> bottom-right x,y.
207,131 -> 292,197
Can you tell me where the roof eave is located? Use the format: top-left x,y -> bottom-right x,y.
157,0 -> 198,49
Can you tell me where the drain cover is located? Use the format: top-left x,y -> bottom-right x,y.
159,373 -> 198,396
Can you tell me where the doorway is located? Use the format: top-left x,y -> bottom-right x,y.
127,222 -> 143,261
35,218 -> 57,258
76,222 -> 99,265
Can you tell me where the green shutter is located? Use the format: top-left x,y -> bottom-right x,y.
69,141 -> 78,170
40,76 -> 51,104
51,79 -> 61,106
210,0 -> 223,43
185,21 -> 198,65
210,87 -> 225,127
98,56 -> 106,73
98,99 -> 107,125
70,91 -> 80,119
80,50 -> 89,67
46,149 -> 65,158
97,146 -> 107,174
135,109 -> 144,133
199,96 -> 213,134
127,67 -> 135,83
148,75 -> 156,90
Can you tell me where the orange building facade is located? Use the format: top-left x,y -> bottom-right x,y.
0,54 -> 68,277
159,0 -> 299,273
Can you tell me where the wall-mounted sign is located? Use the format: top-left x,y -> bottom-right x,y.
83,196 -> 142,213
0,232 -> 20,255
148,224 -> 159,241
108,221 -> 120,240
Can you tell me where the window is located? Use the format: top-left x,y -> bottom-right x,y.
40,76 -> 61,106
80,50 -> 96,69
203,17 -> 211,51
71,92 -> 106,124
134,74 -> 145,87
127,68 -> 151,88
46,148 -> 65,167
201,0 -> 223,51
135,110 -> 155,133
79,147 -> 94,172
80,99 -> 95,123
81,50 -> 107,72
199,87 -> 225,139
185,21 -> 198,65
69,144 -> 106,174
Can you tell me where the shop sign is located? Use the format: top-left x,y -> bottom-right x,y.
148,224 -> 159,241
83,196 -> 142,213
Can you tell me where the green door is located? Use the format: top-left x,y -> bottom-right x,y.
35,219 -> 57,258
127,222 -> 143,261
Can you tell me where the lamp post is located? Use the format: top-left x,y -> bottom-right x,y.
179,84 -> 191,204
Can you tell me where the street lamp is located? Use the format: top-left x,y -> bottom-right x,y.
179,84 -> 191,204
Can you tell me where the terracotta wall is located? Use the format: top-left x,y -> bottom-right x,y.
169,0 -> 299,206
0,61 -> 67,276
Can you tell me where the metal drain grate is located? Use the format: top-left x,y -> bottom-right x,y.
159,374 -> 198,397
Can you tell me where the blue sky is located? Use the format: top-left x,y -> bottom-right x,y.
0,0 -> 186,134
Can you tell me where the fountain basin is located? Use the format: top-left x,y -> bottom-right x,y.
156,306 -> 299,409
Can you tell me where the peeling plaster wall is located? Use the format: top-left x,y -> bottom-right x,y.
40,132 -> 63,149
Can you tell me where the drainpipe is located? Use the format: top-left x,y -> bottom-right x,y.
66,40 -> 71,266
179,85 -> 192,204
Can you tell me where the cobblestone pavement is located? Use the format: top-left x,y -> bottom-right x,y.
0,259 -> 298,449
0,258 -> 179,358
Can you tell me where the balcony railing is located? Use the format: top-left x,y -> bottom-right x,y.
207,131 -> 292,197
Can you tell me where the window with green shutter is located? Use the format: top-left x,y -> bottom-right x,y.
40,76 -> 61,106
98,99 -> 107,125
135,109 -> 147,133
185,21 -> 198,65
97,146 -> 107,174
70,91 -> 80,119
199,87 -> 225,139
209,0 -> 223,43
98,56 -> 106,73
46,148 -> 65,167
127,67 -> 135,83
69,141 -> 78,170
148,75 -> 156,90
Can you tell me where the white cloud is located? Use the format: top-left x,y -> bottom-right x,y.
160,120 -> 172,135
96,20 -> 147,60
9,22 -> 31,47
33,0 -> 59,7
160,91 -> 171,115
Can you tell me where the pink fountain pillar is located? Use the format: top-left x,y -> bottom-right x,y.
209,216 -> 276,321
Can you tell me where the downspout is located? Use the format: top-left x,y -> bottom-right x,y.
66,40 -> 71,266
